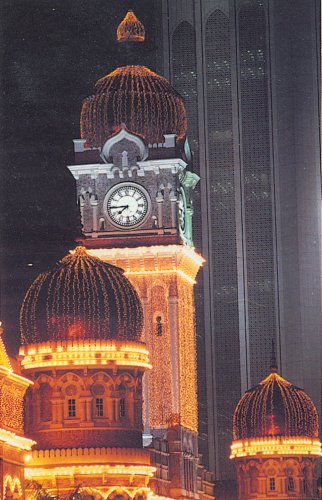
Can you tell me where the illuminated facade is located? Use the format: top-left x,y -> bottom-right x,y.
66,9 -> 213,496
0,323 -> 34,500
230,362 -> 321,499
0,10 -> 214,500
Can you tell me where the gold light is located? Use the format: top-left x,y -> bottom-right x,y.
25,464 -> 156,479
117,11 -> 145,43
80,66 -> 187,147
0,428 -> 35,451
230,437 -> 322,459
20,247 -> 143,344
20,339 -> 151,371
89,245 -> 201,433
233,371 -> 319,440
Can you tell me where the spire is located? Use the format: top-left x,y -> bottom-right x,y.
117,10 -> 145,43
270,338 -> 278,373
0,322 -> 13,370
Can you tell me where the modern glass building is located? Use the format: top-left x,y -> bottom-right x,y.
155,0 -> 321,486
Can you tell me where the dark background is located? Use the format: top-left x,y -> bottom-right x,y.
0,0 -> 158,354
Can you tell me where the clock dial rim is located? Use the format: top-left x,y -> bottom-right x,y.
104,182 -> 151,230
178,186 -> 186,233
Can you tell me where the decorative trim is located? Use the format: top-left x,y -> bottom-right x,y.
230,437 -> 322,459
19,340 -> 151,371
101,127 -> 148,163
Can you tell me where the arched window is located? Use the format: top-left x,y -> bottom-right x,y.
287,476 -> 295,492
68,398 -> 76,417
269,477 -> 276,491
172,21 -> 198,162
92,383 -> 105,418
39,383 -> 52,422
119,398 -> 126,417
156,315 -> 163,336
249,467 -> 259,493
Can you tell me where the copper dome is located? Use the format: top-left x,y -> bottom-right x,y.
233,370 -> 318,440
80,65 -> 187,147
20,247 -> 143,343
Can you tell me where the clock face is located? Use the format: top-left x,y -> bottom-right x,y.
106,183 -> 149,228
178,188 -> 186,232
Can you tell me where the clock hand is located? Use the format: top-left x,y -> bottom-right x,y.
109,205 -> 129,210
117,205 -> 129,215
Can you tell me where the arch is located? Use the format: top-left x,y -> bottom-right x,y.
38,382 -> 53,422
132,488 -> 149,500
101,127 -> 148,164
107,489 -> 131,500
172,21 -> 199,161
248,465 -> 259,494
58,372 -> 84,394
89,371 -> 114,392
3,476 -> 22,500
34,373 -> 54,388
115,372 -> 136,390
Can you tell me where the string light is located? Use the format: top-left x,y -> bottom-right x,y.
20,339 -> 151,370
0,321 -> 12,370
177,276 -> 197,431
80,66 -> 187,147
0,322 -> 33,437
89,246 -> 201,433
233,371 -> 319,441
20,247 -> 143,344
117,11 -> 145,43
24,464 -> 156,478
230,436 -> 321,459
3,475 -> 23,500
0,428 -> 35,450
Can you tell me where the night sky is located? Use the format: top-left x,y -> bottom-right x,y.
0,0 -> 158,354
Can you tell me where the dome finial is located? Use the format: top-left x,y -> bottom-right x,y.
74,246 -> 88,256
270,338 -> 278,373
117,10 -> 145,43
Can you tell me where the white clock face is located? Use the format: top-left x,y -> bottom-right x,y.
178,188 -> 186,232
106,184 -> 149,228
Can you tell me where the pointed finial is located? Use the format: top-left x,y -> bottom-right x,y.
270,338 -> 278,373
74,246 -> 88,256
117,10 -> 145,43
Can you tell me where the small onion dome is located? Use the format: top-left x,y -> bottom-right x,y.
20,247 -> 143,344
117,10 -> 145,43
233,370 -> 319,440
80,65 -> 187,148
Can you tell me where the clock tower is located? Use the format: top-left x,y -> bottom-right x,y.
68,11 -> 207,498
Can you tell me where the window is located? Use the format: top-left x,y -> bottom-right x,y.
68,398 -> 76,417
156,316 -> 162,336
96,398 -> 104,417
269,478 -> 275,491
119,398 -> 126,417
39,383 -> 52,422
287,477 -> 295,492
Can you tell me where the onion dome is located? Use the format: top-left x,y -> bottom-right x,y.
233,369 -> 319,440
20,247 -> 143,344
117,10 -> 145,43
80,65 -> 187,148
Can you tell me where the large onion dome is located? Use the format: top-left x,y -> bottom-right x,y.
80,65 -> 187,148
20,247 -> 143,343
233,368 -> 319,440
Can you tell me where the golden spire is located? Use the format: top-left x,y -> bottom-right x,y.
117,10 -> 145,43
